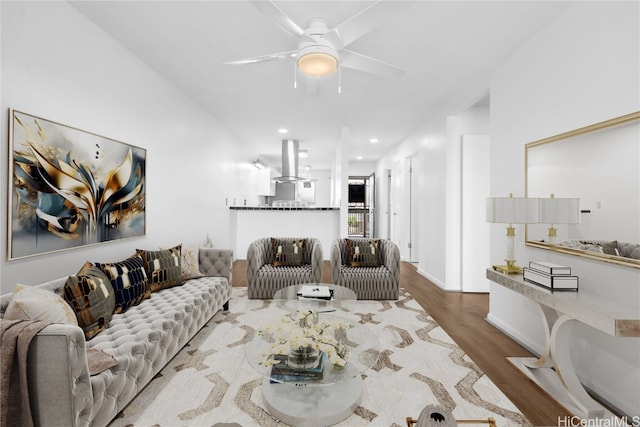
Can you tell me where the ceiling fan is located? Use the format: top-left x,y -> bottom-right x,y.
225,0 -> 415,80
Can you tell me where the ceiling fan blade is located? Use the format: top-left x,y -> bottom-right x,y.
249,0 -> 304,38
340,49 -> 406,78
324,0 -> 416,50
225,51 -> 297,65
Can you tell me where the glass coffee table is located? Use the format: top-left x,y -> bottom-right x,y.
244,311 -> 380,425
273,283 -> 357,313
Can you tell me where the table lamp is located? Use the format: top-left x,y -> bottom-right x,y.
487,194 -> 539,274
538,194 -> 580,245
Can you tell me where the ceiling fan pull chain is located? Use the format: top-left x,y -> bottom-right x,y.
338,65 -> 342,94
294,61 -> 298,89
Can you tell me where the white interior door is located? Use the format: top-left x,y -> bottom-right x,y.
461,135 -> 491,292
409,154 -> 420,262
390,161 -> 402,250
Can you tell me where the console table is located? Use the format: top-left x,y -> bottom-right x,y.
486,268 -> 640,419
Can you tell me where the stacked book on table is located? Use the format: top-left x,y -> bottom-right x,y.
523,261 -> 579,291
297,285 -> 334,301
270,352 -> 325,383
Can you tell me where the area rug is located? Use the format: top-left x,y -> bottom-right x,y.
108,287 -> 530,427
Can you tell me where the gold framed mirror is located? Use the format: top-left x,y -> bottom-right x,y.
525,111 -> 640,268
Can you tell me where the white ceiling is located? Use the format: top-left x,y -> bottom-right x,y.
70,1 -> 573,171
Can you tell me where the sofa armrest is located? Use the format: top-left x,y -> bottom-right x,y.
199,248 -> 233,282
28,324 -> 93,427
246,239 -> 268,287
309,239 -> 324,282
382,240 -> 401,285
330,240 -> 342,284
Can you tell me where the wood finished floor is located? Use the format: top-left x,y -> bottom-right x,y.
231,260 -> 571,427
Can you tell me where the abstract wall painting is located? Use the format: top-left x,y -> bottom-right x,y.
8,110 -> 146,260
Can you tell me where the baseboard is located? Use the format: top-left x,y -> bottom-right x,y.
416,268 -> 447,290
484,313 -> 543,356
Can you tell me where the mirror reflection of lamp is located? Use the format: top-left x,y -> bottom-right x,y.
487,194 -> 539,274
538,194 -> 581,245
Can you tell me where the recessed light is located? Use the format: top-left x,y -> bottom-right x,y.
278,128 -> 288,134
369,138 -> 378,143
356,156 -> 363,160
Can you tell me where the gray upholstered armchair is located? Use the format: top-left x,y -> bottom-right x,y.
330,238 -> 400,300
247,237 -> 323,299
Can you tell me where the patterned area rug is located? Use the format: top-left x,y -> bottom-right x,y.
108,287 -> 530,427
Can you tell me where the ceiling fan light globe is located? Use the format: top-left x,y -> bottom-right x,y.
297,52 -> 338,76
296,40 -> 339,77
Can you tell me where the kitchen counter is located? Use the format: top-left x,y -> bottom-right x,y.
230,208 -> 340,259
229,206 -> 339,211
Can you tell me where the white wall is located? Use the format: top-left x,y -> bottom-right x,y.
308,168 -> 332,207
1,2 -> 245,293
348,161 -> 376,177
489,2 -> 640,417
376,102 -> 490,290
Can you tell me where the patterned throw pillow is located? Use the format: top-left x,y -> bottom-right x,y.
180,244 -> 204,281
4,284 -> 78,325
137,245 -> 183,292
271,238 -> 305,266
598,240 -> 619,256
64,262 -> 116,340
347,239 -> 382,267
96,255 -> 149,314
580,240 -> 620,256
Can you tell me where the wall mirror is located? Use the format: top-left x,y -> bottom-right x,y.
525,111 -> 640,268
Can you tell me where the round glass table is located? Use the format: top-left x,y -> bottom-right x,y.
272,283 -> 357,313
245,312 -> 380,425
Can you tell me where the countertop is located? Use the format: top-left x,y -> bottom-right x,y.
229,206 -> 339,211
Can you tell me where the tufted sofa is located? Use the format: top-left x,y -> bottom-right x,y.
0,247 -> 232,427
330,238 -> 400,300
247,237 -> 323,299
557,239 -> 640,259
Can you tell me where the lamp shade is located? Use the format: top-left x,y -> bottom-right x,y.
539,197 -> 580,224
487,196 -> 539,224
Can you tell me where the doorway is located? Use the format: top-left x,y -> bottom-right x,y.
348,175 -> 375,237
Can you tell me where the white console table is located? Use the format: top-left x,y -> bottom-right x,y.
486,268 -> 640,419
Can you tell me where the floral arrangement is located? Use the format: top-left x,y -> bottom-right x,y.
257,310 -> 350,369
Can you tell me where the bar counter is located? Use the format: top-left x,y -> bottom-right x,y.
229,206 -> 340,260
229,206 -> 339,211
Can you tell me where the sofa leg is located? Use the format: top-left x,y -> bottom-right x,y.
223,300 -> 229,311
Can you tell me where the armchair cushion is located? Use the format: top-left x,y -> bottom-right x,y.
271,238 -> 306,266
346,238 -> 381,267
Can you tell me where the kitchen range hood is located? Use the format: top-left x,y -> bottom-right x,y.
274,139 -> 301,182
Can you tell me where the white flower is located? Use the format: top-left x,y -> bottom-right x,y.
257,310 -> 349,368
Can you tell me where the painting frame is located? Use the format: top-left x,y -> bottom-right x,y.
7,109 -> 146,260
